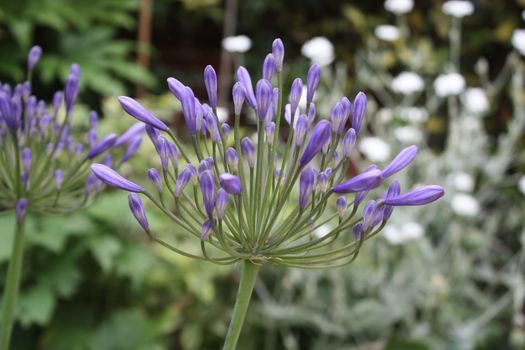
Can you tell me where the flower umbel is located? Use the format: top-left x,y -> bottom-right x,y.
93,39 -> 444,269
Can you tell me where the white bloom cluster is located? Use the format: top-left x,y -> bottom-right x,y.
301,37 -> 335,66
384,0 -> 414,15
512,29 -> 525,56
383,222 -> 424,245
375,25 -> 401,42
434,73 -> 466,97
462,88 -> 489,114
452,172 -> 475,193
519,175 -> 525,195
359,137 -> 391,162
391,71 -> 425,95
442,1 -> 474,18
394,126 -> 423,144
451,193 -> 480,217
399,107 -> 429,123
222,35 -> 252,53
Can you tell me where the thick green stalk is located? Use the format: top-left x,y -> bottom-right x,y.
222,260 -> 260,350
0,216 -> 26,350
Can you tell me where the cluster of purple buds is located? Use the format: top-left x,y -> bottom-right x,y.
0,46 -> 144,216
91,38 -> 444,268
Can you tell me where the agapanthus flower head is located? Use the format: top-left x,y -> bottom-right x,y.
99,38 -> 443,269
0,47 -> 142,217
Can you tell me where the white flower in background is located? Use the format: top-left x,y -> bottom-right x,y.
462,88 -> 489,114
378,108 -> 394,123
315,224 -> 333,239
434,73 -> 466,97
452,172 -> 475,192
383,222 -> 424,245
512,29 -> 525,56
451,193 -> 480,217
384,0 -> 414,15
442,1 -> 474,18
399,107 -> 429,123
299,84 -> 308,110
391,72 -> 425,95
375,25 -> 401,42
518,175 -> 525,195
216,107 -> 229,123
301,37 -> 335,66
394,125 -> 423,144
359,136 -> 391,162
222,35 -> 252,53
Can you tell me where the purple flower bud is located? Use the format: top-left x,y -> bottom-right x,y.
272,87 -> 279,116
362,200 -> 381,231
27,46 -> 42,71
307,103 -> 316,125
16,198 -> 28,222
284,103 -> 300,127
352,92 -> 367,134
221,123 -> 231,139
384,185 -> 445,206
166,142 -> 178,170
232,82 -> 246,115
262,54 -> 276,81
22,148 -> 32,174
64,70 -> 80,113
114,122 -> 145,147
175,164 -> 196,197
167,77 -> 186,101
382,180 -> 401,222
180,87 -> 198,134
289,78 -> 303,115
216,188 -> 229,219
204,65 -> 218,108
226,147 -> 239,171
201,219 -> 213,241
205,157 -> 214,169
256,79 -> 273,120
120,135 -> 142,164
118,96 -> 169,131
0,95 -> 18,131
330,102 -> 345,133
145,125 -> 160,148
236,67 -> 256,108
156,136 -> 169,170
353,223 -> 363,240
341,97 -> 351,123
342,128 -> 357,158
87,133 -> 117,159
332,169 -> 383,193
203,105 -> 220,142
337,196 -> 347,218
128,193 -> 149,232
90,163 -> 144,192
70,64 -> 80,77
299,120 -> 332,166
147,168 -> 163,192
272,38 -> 285,72
55,169 -> 64,189
198,159 -> 210,175
306,64 -> 321,103
382,145 -> 418,178
219,173 -> 242,194
265,122 -> 275,144
299,167 -> 317,209
316,172 -> 328,193
241,137 -> 256,168
294,115 -> 309,147
84,173 -> 99,197
52,91 -> 62,116
200,170 -> 215,217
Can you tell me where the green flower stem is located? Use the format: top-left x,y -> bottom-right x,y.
222,260 -> 260,350
0,216 -> 26,350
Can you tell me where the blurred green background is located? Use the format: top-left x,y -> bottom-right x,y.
1,0 -> 525,349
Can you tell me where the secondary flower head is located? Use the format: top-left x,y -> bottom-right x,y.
442,1 -> 474,18
434,73 -> 466,97
301,37 -> 335,66
222,35 -> 252,53
99,38 -> 443,269
391,72 -> 425,95
0,47 -> 142,217
384,0 -> 414,15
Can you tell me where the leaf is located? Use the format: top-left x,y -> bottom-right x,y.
17,284 -> 55,326
88,235 -> 122,272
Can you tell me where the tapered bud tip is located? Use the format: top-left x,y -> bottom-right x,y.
200,170 -> 216,218
289,78 -> 303,114
332,169 -> 383,193
90,163 -> 143,192
236,66 -> 257,108
201,219 -> 213,241
147,168 -> 163,192
299,120 -> 332,166
384,185 -> 445,206
262,53 -> 276,81
382,145 -> 418,178
204,65 -> 218,108
167,77 -> 186,101
87,133 -> 118,159
256,79 -> 273,120
118,96 -> 169,131
128,193 -> 149,232
219,173 -> 243,194
241,137 -> 256,168
28,46 -> 43,70
307,64 -> 321,103
272,38 -> 285,71
16,198 -> 28,222
342,128 -> 357,157
299,167 -> 317,209
352,91 -> 367,134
